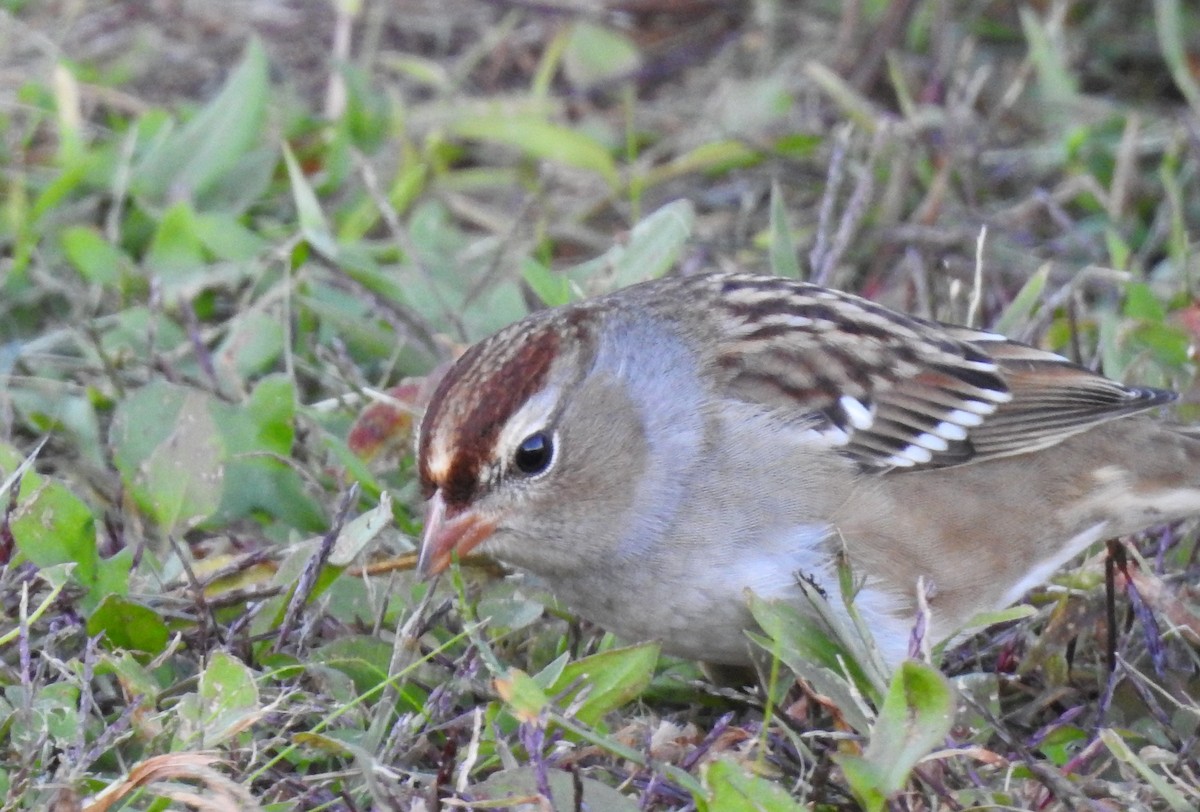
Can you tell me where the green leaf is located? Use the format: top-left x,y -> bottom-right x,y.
133,39 -> 270,209
993,264 -> 1050,337
1,442 -> 107,608
494,668 -> 550,724
211,375 -> 326,531
214,310 -> 285,382
174,651 -> 261,749
145,201 -> 208,289
960,603 -> 1037,631
284,141 -> 338,258
0,563 -> 77,647
701,759 -> 806,812
33,682 -> 81,747
562,22 -> 642,88
836,661 -> 955,812
193,211 -> 270,261
110,381 -> 225,534
1100,728 -> 1192,811
1104,226 -> 1131,271
746,594 -> 874,733
1133,321 -> 1191,366
328,491 -> 393,567
475,580 -> 550,633
773,133 -> 822,158
310,635 -> 392,694
1123,282 -> 1166,321
522,257 -> 575,307
1155,0 -> 1200,114
87,595 -> 170,654
768,182 -> 801,278
60,226 -> 125,287
1019,6 -> 1079,106
641,140 -> 762,187
545,643 -> 659,727
566,199 -> 695,290
472,767 -> 639,811
451,115 -> 619,187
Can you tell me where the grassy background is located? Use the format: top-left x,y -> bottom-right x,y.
1,1 -> 1199,809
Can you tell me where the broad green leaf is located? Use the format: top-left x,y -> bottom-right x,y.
133,39 -> 270,208
563,22 -> 641,88
145,394 -> 223,530
1133,321 -> 1191,366
87,595 -> 170,654
522,257 -> 575,307
1124,282 -> 1166,321
1,445 -> 127,612
328,491 -> 392,567
110,381 -> 224,534
194,145 -> 279,215
310,635 -> 392,694
175,651 -> 261,749
30,152 -> 95,223
145,201 -> 207,291
311,637 -> 429,715
214,310 -> 285,383
476,582 -> 549,633
700,759 -> 806,812
545,643 -> 659,727
193,211 -> 270,261
3,444 -> 99,595
247,528 -> 364,640
837,661 -> 955,812
472,767 -> 639,811
60,226 -> 125,287
3,383 -> 105,468
451,115 -> 619,187
746,595 -> 873,734
110,381 -> 190,483
613,199 -> 695,286
25,682 -> 80,751
211,376 -> 325,532
494,668 -> 550,724
1019,6 -> 1079,106
567,199 -> 695,290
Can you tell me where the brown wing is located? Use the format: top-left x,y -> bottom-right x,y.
934,327 -> 1174,463
706,274 -> 1173,470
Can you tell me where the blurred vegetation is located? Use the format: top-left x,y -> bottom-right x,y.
1,0 -> 1199,809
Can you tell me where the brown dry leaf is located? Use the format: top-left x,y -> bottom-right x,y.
347,363 -> 453,463
82,753 -> 260,812
48,788 -> 82,812
923,745 -> 1010,768
648,719 -> 702,762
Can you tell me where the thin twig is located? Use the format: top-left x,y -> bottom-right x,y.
275,483 -> 360,651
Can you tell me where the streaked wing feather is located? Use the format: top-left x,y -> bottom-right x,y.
707,276 -> 1174,470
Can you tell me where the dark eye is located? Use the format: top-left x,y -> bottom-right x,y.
513,432 -> 553,476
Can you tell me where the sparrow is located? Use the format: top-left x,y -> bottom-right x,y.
413,272 -> 1200,667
